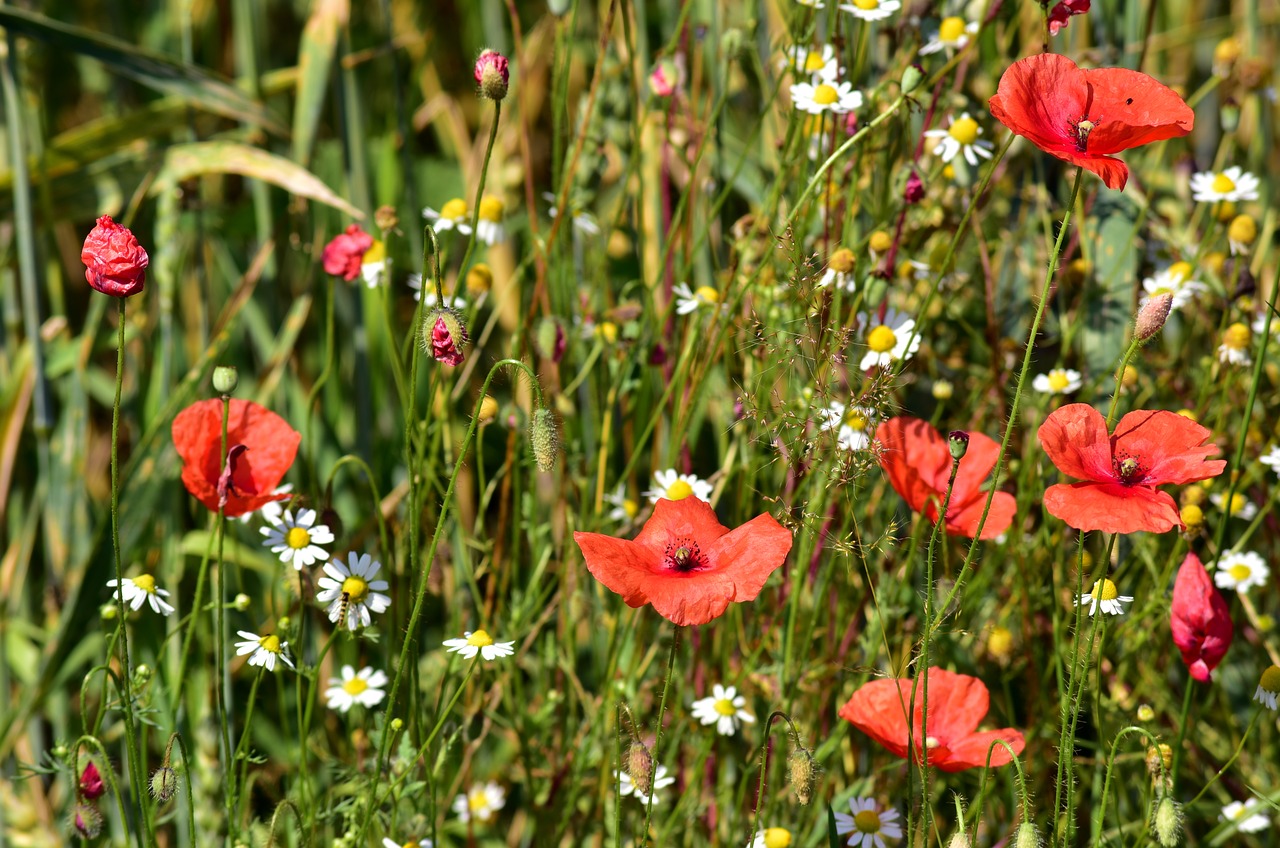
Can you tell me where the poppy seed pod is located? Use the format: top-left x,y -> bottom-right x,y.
530,408 -> 558,472
474,49 -> 510,101
82,215 -> 149,297
948,430 -> 970,460
213,365 -> 239,395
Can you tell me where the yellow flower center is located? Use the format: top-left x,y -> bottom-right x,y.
468,789 -> 489,812
439,198 -> 468,220
812,84 -> 839,105
622,498 -> 639,518
695,286 -> 720,304
1260,665 -> 1280,694
466,263 -> 494,294
763,828 -> 793,848
402,842 -> 420,848
597,321 -> 619,344
1227,493 -> 1249,514
853,0 -> 879,8
713,698 -> 737,716
1215,200 -> 1237,222
1047,371 -> 1071,392
1223,322 -> 1250,350
132,574 -> 157,594
285,527 -> 312,549
1229,215 -> 1257,244
258,634 -> 281,654
1090,579 -> 1120,601
949,116 -> 980,145
466,629 -> 495,648
938,16 -> 967,41
867,325 -> 898,353
1210,173 -> 1236,193
868,231 -> 893,254
845,409 -> 869,430
1181,504 -> 1204,528
828,248 -> 856,274
363,239 -> 386,264
1167,261 -> 1192,282
854,810 -> 883,833
665,479 -> 695,500
340,576 -> 369,603
478,197 -> 504,222
1228,563 -> 1253,581
942,163 -> 956,180
987,626 -> 1013,659
342,677 -> 369,695
803,51 -> 827,73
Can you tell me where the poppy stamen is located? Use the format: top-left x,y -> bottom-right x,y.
1113,452 -> 1145,485
664,539 -> 705,573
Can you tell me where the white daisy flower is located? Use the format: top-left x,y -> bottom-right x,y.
237,484 -> 293,524
750,828 -> 795,848
1211,491 -> 1259,521
260,508 -> 334,569
1254,665 -> 1280,711
423,198 -> 473,234
923,113 -> 994,167
324,665 -> 388,713
475,197 -> 506,245
452,781 -> 506,824
833,797 -> 904,848
672,282 -> 724,314
442,629 -> 516,662
1259,446 -> 1280,476
315,552 -> 391,630
544,193 -> 602,236
816,401 -> 876,451
644,469 -> 714,504
691,684 -> 756,736
360,240 -> 388,288
108,575 -> 175,617
604,483 -> 640,523
1032,368 -> 1082,395
1140,263 -> 1206,312
1212,550 -> 1270,594
818,248 -> 858,293
1075,578 -> 1134,617
234,630 -> 294,672
1190,167 -> 1260,203
790,79 -> 863,115
856,309 -> 921,370
1217,322 -> 1253,366
919,16 -> 979,55
795,0 -> 825,6
784,44 -> 841,81
382,838 -> 432,848
1221,799 -> 1270,833
840,0 -> 901,22
616,765 -> 676,806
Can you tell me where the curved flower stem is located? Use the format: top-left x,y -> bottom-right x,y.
969,739 -> 1031,842
1105,336 -> 1143,428
76,734 -> 136,844
1185,708 -> 1262,807
1167,676 -> 1196,794
1093,726 -> 1167,840
747,711 -> 806,845
456,100 -> 502,280
641,626 -> 683,843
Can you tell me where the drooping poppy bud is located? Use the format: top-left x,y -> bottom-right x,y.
79,761 -> 105,800
474,49 -> 510,101
82,215 -> 149,297
321,224 -> 374,281
423,309 -> 468,367
72,803 -> 103,839
1170,552 -> 1233,682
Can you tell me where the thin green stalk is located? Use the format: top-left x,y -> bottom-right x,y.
234,667 -> 267,820
1093,726 -> 1166,842
215,396 -> 235,838
305,278 -> 336,494
456,101 -> 503,278
1185,709 -> 1263,806
747,711 -> 805,844
175,513 -> 218,698
641,626 -> 683,844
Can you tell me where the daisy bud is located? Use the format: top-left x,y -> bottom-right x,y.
1153,797 -> 1182,847
1136,703 -> 1155,722
79,761 -> 105,800
1179,503 -> 1204,533
478,395 -> 499,424
100,603 -> 118,620
986,625 -> 1014,664
901,63 -> 924,94
530,408 -> 558,472
1135,292 -> 1174,341
212,365 -> 239,395
932,380 -> 954,400
625,742 -> 655,797
374,204 -> 399,232
868,231 -> 893,255
390,717 -> 404,731
72,802 -> 103,839
787,742 -> 820,805
948,430 -> 969,461
232,593 -> 251,611
474,49 -> 509,101
150,765 -> 179,801
422,308 -> 468,367
1228,214 -> 1257,248
1015,822 -> 1041,848
82,215 -> 149,298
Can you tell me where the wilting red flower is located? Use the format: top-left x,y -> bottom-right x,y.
1048,0 -> 1091,36
172,399 -> 299,518
82,215 -> 149,297
988,53 -> 1194,190
79,761 -> 104,800
876,417 -> 1016,540
838,667 -> 1025,772
573,497 -> 792,626
321,224 -> 374,281
1171,552 -> 1233,682
1039,404 -> 1225,534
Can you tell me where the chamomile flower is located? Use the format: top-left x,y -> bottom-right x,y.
691,684 -> 756,736
816,401 -> 876,451
645,469 -> 713,504
795,0 -> 825,6
407,274 -> 468,308
382,839 -> 432,848
790,79 -> 863,115
422,198 -> 473,234
1253,665 -> 1280,710
1211,491 -> 1259,521
818,248 -> 858,293
617,765 -> 676,805
1212,550 -> 1270,593
604,483 -> 640,523
237,484 -> 292,524
360,240 -> 387,288
750,829 -> 794,848
1075,579 -> 1134,617
785,44 -> 841,81
324,665 -> 387,713
475,197 -> 506,245
260,508 -> 334,569
452,781 -> 506,824
1140,262 -> 1206,311
544,192 -> 601,236
833,797 -> 903,848
1033,368 -> 1082,395
923,113 -> 994,167
315,552 -> 391,630
1259,446 -> 1280,476
442,629 -> 516,662
919,16 -> 979,55
108,575 -> 175,617
1220,799 -> 1270,833
856,309 -> 921,370
234,630 -> 294,672
673,282 -> 724,314
840,0 -> 901,22
1217,321 -> 1253,366
1190,167 -> 1260,203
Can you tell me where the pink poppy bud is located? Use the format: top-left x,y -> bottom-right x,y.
80,761 -> 105,800
82,215 -> 149,297
474,49 -> 510,101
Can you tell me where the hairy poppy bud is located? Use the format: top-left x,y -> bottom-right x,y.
530,408 -> 558,472
150,765 -> 179,802
535,317 -> 567,363
904,170 -> 926,204
948,430 -> 970,460
213,365 -> 239,395
787,741 -> 819,805
1153,797 -> 1181,846
1136,292 -> 1173,341
474,49 -> 509,101
79,761 -> 105,800
626,742 -> 655,797
901,63 -> 924,94
72,803 -> 103,839
1015,822 -> 1041,848
422,308 -> 468,367
947,832 -> 972,848
82,215 -> 149,297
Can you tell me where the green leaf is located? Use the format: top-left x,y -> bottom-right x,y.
0,7 -> 286,135
292,0 -> 348,166
1081,213 -> 1138,377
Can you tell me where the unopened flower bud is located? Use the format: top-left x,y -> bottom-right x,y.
932,380 -> 953,400
374,204 -> 399,232
478,395 -> 499,424
1228,215 -> 1257,249
1136,292 -> 1173,341
901,63 -> 924,93
72,802 -> 103,838
390,717 -> 404,732
1145,743 -> 1173,776
947,832 -> 972,848
948,430 -> 969,460
1015,822 -> 1041,848
134,664 -> 152,684
904,170 -> 926,204
626,742 -> 655,796
787,741 -> 819,805
987,625 -> 1014,663
474,49 -> 510,101
1153,797 -> 1181,846
232,593 -> 251,611
1136,704 -> 1155,722
535,317 -> 567,363
100,603 -> 118,621
530,408 -> 558,472
150,765 -> 179,802
422,308 -> 468,367
80,761 -> 105,800
213,366 -> 239,395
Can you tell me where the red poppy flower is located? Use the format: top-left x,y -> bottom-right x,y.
321,224 -> 374,281
988,53 -> 1194,190
1047,0 -> 1091,36
572,497 -> 793,626
876,417 -> 1016,540
838,667 -> 1025,772
172,399 -> 300,518
1038,404 -> 1225,534
1170,552 -> 1233,683
82,215 -> 149,297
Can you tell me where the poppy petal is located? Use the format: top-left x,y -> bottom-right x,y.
941,728 -> 1026,772
633,497 -> 729,555
1111,409 -> 1225,486
838,677 -> 913,760
572,533 -> 660,611
634,569 -> 739,626
1081,67 -> 1195,154
1171,552 -> 1233,682
988,53 -> 1087,154
877,417 -> 951,514
1049,149 -> 1131,191
706,512 -> 794,603
912,667 -> 990,741
1043,481 -> 1181,533
946,490 -> 1017,540
1038,403 -> 1115,482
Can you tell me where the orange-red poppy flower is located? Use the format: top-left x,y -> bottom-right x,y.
173,398 -> 300,518
572,497 -> 792,626
1039,404 -> 1225,534
988,53 -> 1193,190
875,417 -> 1016,540
838,667 -> 1024,772
1170,552 -> 1233,682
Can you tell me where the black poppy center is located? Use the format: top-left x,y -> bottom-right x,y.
664,538 -> 705,573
